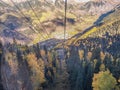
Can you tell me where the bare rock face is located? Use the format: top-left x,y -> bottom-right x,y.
80,0 -> 120,15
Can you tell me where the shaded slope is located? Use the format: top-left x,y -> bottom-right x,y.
58,6 -> 120,47
72,8 -> 120,44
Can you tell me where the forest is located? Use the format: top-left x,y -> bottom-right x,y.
0,31 -> 120,90
0,0 -> 120,90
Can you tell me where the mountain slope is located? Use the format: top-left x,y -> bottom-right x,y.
80,0 -> 120,15
67,7 -> 120,45
52,5 -> 120,48
0,0 -> 120,45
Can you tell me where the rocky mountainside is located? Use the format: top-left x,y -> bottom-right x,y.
0,0 -> 119,45
0,1 -> 120,90
64,5 -> 120,45
79,0 -> 120,15
13,0 -> 120,16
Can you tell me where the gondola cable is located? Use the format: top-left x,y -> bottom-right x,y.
9,0 -> 47,40
64,0 -> 67,48
26,0 -> 50,39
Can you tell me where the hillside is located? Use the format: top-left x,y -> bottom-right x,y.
0,0 -> 120,90
63,6 -> 120,46
0,0 -> 119,45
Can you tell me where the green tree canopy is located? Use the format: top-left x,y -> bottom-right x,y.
92,70 -> 117,90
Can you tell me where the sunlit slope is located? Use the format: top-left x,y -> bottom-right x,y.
65,8 -> 120,45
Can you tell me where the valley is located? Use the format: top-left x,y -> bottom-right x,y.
0,0 -> 120,90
